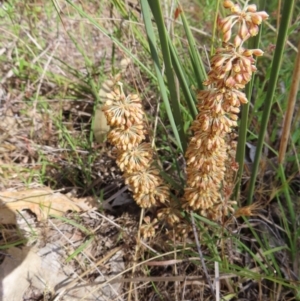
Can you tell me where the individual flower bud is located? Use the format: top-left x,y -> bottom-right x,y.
223,29 -> 232,42
235,73 -> 243,83
140,217 -> 157,238
239,21 -> 249,39
242,49 -> 253,56
225,76 -> 236,88
251,14 -> 262,25
215,102 -> 222,113
236,91 -> 248,104
246,4 -> 257,12
233,63 -> 241,73
251,65 -> 257,72
249,24 -> 259,36
231,4 -> 241,13
256,11 -> 269,20
202,115 -> 210,131
234,34 -> 243,47
241,56 -> 252,67
224,59 -> 233,72
229,106 -> 240,114
214,55 -> 227,67
223,0 -> 234,9
221,17 -> 233,32
242,72 -> 251,82
228,113 -> 238,121
252,49 -> 264,56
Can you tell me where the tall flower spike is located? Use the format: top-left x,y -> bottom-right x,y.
102,82 -> 170,209
183,1 -> 268,220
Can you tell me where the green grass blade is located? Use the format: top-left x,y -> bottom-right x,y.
235,0 -> 267,200
140,0 -> 184,152
66,236 -> 94,263
247,0 -> 295,204
0,239 -> 28,249
180,8 -> 207,89
210,0 -> 221,55
278,164 -> 296,225
50,214 -> 92,235
110,0 -> 150,52
64,0 -> 156,81
167,35 -> 198,119
276,196 -> 297,263
146,0 -> 187,152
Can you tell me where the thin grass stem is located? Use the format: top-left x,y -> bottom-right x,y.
140,0 -> 184,152
146,0 -> 187,152
247,0 -> 295,204
235,0 -> 267,200
180,8 -> 207,89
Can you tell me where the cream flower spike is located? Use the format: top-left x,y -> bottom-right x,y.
102,80 -> 170,209
183,1 -> 268,220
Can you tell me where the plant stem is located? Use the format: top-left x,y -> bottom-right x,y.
247,0 -> 294,204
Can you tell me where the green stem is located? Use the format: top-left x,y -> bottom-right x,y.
247,0 -> 294,204
180,9 -> 207,90
278,164 -> 296,226
147,0 -> 187,152
234,0 -> 266,200
141,0 -> 186,152
210,0 -> 221,55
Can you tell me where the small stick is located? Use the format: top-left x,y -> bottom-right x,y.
215,261 -> 220,301
279,40 -> 300,163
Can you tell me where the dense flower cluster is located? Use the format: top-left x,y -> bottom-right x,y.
183,1 -> 268,220
220,0 -> 269,46
102,83 -> 169,208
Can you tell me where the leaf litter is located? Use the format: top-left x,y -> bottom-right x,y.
0,188 -> 132,301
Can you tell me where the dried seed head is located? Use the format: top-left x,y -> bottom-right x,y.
125,166 -> 161,194
134,184 -> 169,208
134,191 -> 158,207
157,207 -> 182,225
104,81 -> 170,210
234,202 -> 263,218
173,222 -> 193,240
184,187 -> 220,210
140,217 -> 158,238
116,142 -> 153,172
103,91 -> 144,128
108,125 -> 145,150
